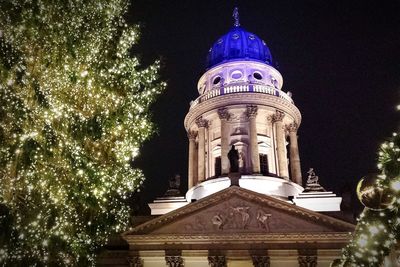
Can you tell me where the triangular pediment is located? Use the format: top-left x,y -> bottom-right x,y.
124,186 -> 354,236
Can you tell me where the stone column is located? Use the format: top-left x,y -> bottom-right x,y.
218,108 -> 231,175
208,256 -> 226,267
193,143 -> 198,185
247,105 -> 260,173
196,117 -> 208,182
187,130 -> 198,189
288,122 -> 302,185
273,110 -> 289,179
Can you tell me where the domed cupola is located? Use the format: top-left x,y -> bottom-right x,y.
206,8 -> 273,69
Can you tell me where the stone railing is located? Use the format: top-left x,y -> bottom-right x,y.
190,83 -> 293,108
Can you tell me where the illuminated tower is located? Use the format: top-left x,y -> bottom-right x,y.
148,9 -> 342,215
185,9 -> 303,201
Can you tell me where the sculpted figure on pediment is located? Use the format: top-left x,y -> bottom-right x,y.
211,213 -> 225,230
230,206 -> 250,229
256,210 -> 272,231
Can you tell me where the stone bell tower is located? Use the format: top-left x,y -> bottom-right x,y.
184,9 -> 303,201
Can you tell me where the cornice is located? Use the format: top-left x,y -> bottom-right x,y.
184,93 -> 301,130
124,232 -> 352,244
124,187 -> 355,236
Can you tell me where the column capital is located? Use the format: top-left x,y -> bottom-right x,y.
195,117 -> 208,128
298,255 -> 317,267
251,255 -> 270,267
272,110 -> 285,122
287,122 -> 298,132
187,130 -> 198,140
217,107 -> 231,120
165,256 -> 183,267
127,256 -> 143,267
208,255 -> 226,267
246,105 -> 258,119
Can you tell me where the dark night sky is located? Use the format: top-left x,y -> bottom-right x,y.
128,0 -> 400,213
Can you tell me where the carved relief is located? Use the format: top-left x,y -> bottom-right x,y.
212,214 -> 225,230
195,117 -> 208,128
251,255 -> 270,267
165,256 -> 184,267
230,206 -> 250,229
208,255 -> 227,267
150,196 -> 341,234
298,255 -> 317,267
127,256 -> 143,267
272,110 -> 285,122
217,107 -> 231,120
256,210 -> 272,231
130,187 -> 355,235
246,105 -> 258,119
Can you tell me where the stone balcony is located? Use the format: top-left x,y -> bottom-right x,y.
190,83 -> 294,109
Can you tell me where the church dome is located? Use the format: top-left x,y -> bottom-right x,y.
206,26 -> 273,69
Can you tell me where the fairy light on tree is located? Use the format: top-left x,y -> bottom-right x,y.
332,110 -> 400,266
0,0 -> 165,266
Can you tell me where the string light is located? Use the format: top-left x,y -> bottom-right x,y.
338,108 -> 400,266
0,0 -> 165,266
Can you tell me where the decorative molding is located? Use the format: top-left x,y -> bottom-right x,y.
208,255 -> 226,267
127,256 -> 143,267
187,130 -> 198,140
251,255 -> 270,267
125,187 -> 355,236
272,110 -> 285,122
165,256 -> 184,267
246,105 -> 258,119
287,122 -> 298,132
217,107 -> 231,120
195,117 -> 208,128
298,255 -> 317,267
184,93 -> 301,130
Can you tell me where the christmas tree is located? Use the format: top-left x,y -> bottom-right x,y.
336,131 -> 400,266
0,1 -> 165,266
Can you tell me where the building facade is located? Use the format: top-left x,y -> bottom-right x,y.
98,9 -> 358,267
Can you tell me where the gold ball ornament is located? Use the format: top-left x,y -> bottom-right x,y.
330,259 -> 342,267
356,174 -> 395,210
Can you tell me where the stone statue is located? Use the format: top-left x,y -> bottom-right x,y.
169,174 -> 181,189
164,174 -> 181,197
306,168 -> 318,184
228,145 -> 239,173
303,168 -> 326,192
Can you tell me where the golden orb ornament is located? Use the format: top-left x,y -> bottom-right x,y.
356,174 -> 395,210
330,259 -> 341,267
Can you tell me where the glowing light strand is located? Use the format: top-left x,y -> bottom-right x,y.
0,0 -> 165,266
339,127 -> 400,266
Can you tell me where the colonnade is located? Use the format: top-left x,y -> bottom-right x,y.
187,107 -> 302,189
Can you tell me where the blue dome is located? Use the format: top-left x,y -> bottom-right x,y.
206,26 -> 273,69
